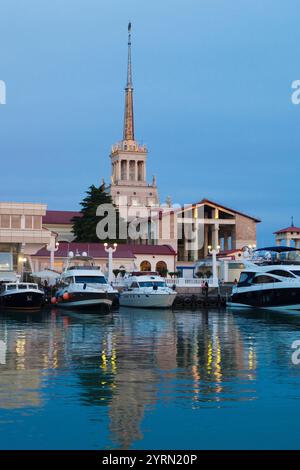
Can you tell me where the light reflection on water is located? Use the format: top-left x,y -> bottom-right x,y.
0,307 -> 300,449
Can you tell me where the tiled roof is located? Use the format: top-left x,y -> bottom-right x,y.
131,244 -> 176,255
33,242 -> 176,258
274,226 -> 300,234
43,210 -> 81,225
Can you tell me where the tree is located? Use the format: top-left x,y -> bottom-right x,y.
71,182 -> 125,243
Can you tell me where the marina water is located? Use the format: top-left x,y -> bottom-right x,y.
1,307 -> 300,449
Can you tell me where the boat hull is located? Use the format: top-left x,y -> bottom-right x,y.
56,292 -> 116,312
119,292 -> 177,308
0,291 -> 44,311
229,286 -> 300,311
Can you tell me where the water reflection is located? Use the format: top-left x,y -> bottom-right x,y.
0,307 -> 300,448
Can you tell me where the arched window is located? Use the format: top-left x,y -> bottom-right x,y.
140,260 -> 151,271
156,261 -> 168,277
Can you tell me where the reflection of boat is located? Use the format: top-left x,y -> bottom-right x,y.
0,282 -> 45,311
228,247 -> 300,310
55,254 -> 118,312
119,273 -> 177,308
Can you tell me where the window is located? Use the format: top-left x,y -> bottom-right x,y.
7,284 -> 17,290
74,276 -> 107,284
11,215 -> 21,229
0,253 -> 12,271
292,271 -> 300,277
18,284 -> 28,290
0,215 -> 10,228
238,272 -> 256,287
33,216 -> 41,229
25,215 -> 32,229
267,270 -> 296,278
252,275 -> 280,284
139,281 -> 166,287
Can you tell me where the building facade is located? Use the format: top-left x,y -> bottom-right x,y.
0,202 -> 55,275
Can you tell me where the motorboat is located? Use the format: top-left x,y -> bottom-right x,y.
228,247 -> 300,310
54,254 -> 118,312
119,272 -> 177,308
0,281 -> 45,310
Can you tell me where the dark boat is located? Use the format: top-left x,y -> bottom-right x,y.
0,282 -> 45,311
228,247 -> 300,311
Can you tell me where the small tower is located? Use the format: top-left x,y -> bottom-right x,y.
109,23 -> 159,209
274,217 -> 300,248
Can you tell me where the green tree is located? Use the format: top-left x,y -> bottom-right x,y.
71,182 -> 124,243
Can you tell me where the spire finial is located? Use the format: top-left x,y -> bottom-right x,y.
123,21 -> 134,141
291,216 -> 294,227
127,22 -> 132,89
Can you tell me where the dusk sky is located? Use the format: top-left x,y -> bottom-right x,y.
0,0 -> 299,245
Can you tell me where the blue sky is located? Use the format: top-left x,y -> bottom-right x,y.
0,0 -> 299,244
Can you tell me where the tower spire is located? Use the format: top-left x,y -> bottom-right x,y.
123,22 -> 135,141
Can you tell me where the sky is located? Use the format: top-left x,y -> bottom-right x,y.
0,0 -> 299,245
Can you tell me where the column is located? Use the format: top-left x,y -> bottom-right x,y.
126,160 -> 129,181
135,161 -> 138,181
213,222 -> 219,250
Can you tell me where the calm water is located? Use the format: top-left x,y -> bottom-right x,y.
1,306 -> 300,449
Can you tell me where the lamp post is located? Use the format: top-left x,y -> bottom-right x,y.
47,239 -> 59,270
208,244 -> 221,288
104,243 -> 117,283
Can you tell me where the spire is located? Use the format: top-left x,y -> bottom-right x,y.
123,22 -> 135,141
291,216 -> 294,227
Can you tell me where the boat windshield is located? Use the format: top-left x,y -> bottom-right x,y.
139,281 -> 166,288
74,276 -> 107,284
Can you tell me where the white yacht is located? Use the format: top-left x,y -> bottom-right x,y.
54,254 -> 118,312
0,281 -> 45,311
228,247 -> 300,311
119,272 -> 177,308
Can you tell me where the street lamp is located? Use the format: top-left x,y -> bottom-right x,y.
104,243 -> 118,283
208,244 -> 221,288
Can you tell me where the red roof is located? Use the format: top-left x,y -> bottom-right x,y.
33,242 -> 176,258
274,226 -> 300,234
131,244 -> 176,255
43,210 -> 81,225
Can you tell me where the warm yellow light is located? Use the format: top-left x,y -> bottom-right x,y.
113,243 -> 118,248
104,243 -> 108,247
208,245 -> 212,251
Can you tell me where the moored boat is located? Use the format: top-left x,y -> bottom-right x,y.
228,247 -> 300,311
119,272 -> 177,308
0,282 -> 45,311
53,254 -> 118,312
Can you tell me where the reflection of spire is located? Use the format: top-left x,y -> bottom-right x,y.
123,22 -> 135,141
